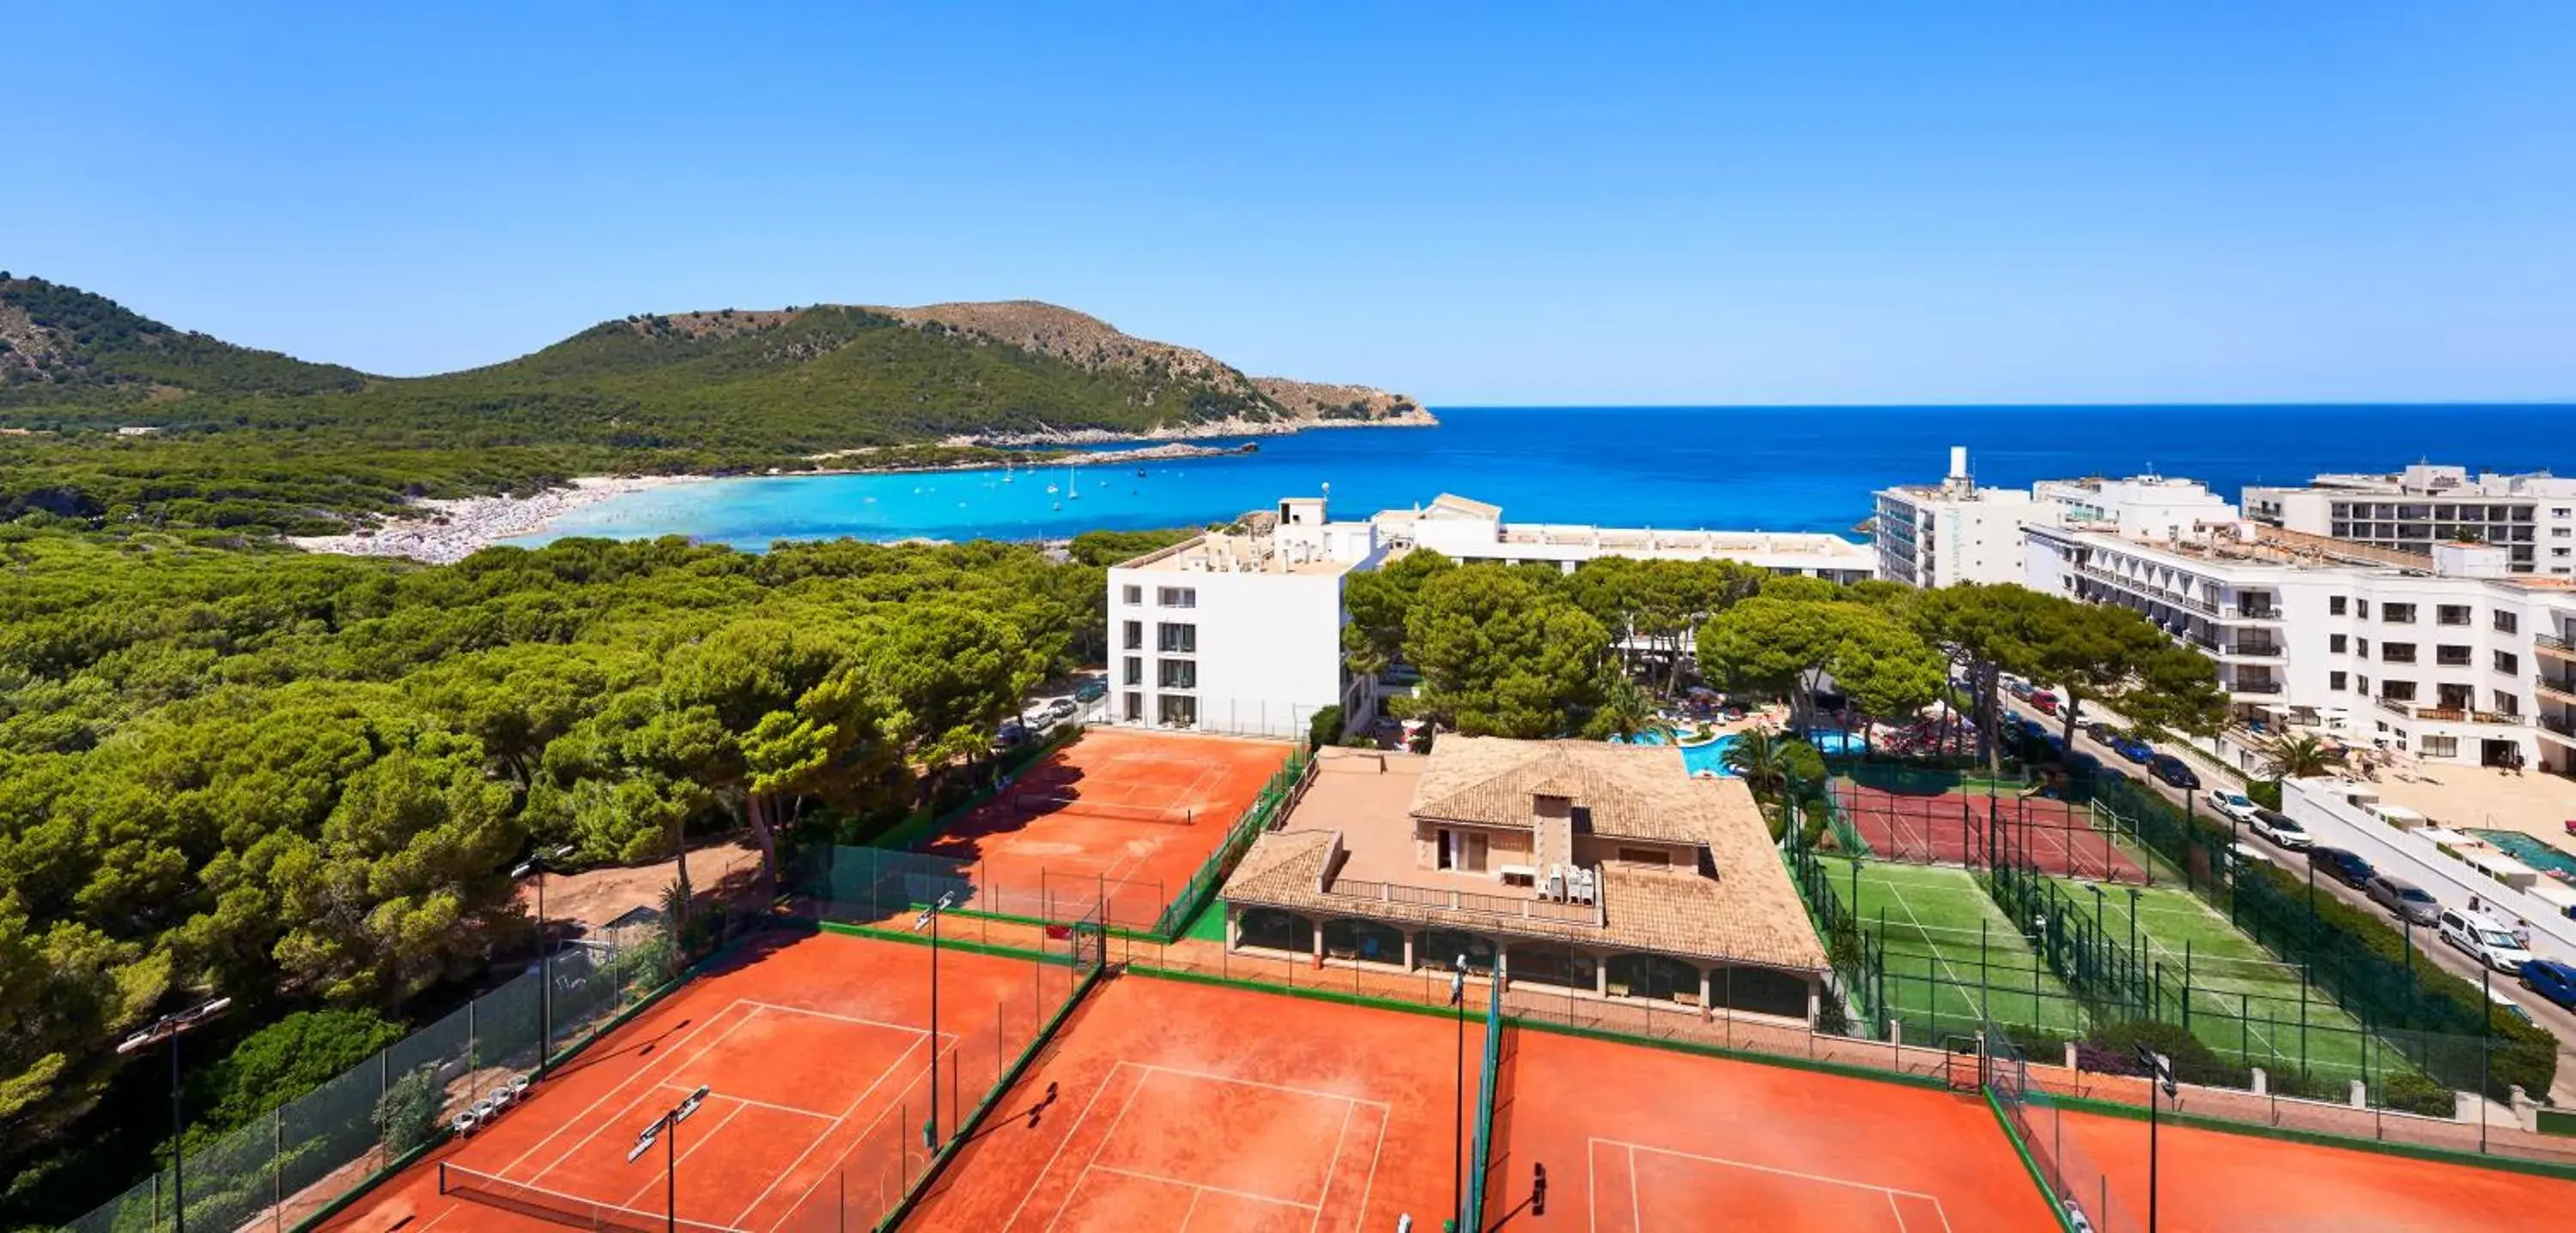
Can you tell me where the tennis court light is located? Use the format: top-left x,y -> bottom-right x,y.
675,1084 -> 709,1121
626,1124 -> 659,1163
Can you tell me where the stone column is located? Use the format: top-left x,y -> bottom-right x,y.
1402,931 -> 1417,970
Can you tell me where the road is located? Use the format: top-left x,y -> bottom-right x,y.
2003,696 -> 2576,1105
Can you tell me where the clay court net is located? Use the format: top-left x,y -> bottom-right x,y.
438,1163 -> 744,1233
1012,794 -> 1195,825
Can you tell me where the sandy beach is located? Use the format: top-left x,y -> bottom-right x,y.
288,474 -> 710,564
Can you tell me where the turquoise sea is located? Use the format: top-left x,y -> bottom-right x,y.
507,404 -> 2576,550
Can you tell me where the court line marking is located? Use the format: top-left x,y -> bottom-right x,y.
749,1030 -> 957,1229
1090,1164 -> 1316,1210
1346,1103 -> 1390,1233
658,1080 -> 835,1121
446,1166 -> 753,1233
496,1000 -> 766,1180
733,999 -> 963,1039
1000,1059 -> 1129,1232
1043,1073 -> 1149,1233
1306,1101 -> 1355,1233
1588,1139 -> 1953,1233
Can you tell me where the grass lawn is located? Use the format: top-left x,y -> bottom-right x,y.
2055,877 -> 2389,1086
1820,857 -> 2090,1044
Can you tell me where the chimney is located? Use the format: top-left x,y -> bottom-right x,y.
1948,446 -> 1969,482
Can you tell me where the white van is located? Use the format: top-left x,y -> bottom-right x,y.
2438,908 -> 2534,974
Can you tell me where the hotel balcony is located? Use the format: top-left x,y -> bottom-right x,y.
2541,713 -> 2576,744
2195,638 -> 2284,660
2228,678 -> 2284,696
2228,604 -> 2286,624
2374,696 -> 2527,726
1321,872 -> 1606,926
2540,632 -> 2576,662
2074,563 -> 2216,616
2537,674 -> 2576,706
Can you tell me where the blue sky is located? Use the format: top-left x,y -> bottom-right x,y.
7,2 -> 2571,404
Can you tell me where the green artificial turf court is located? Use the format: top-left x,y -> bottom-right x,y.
1820,857 -> 2089,1042
2054,876 -> 2388,1085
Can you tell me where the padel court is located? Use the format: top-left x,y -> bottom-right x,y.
1824,857 -> 2088,1042
902,975 -> 1464,1232
1834,781 -> 2150,884
2062,1108 -> 2576,1231
1497,1029 -> 2060,1231
320,930 -> 1080,1233
917,729 -> 1291,931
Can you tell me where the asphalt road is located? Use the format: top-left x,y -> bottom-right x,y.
2002,696 -> 2576,1105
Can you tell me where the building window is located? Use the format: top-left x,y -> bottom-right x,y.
1616,847 -> 1672,867
2383,643 -> 2415,664
2495,650 -> 2519,675
1122,656 -> 1142,686
2330,634 -> 2348,653
2330,671 -> 2348,691
2382,604 -> 2415,624
1157,694 -> 1198,726
1123,690 -> 1144,720
2495,610 -> 2519,634
1157,586 -> 1197,609
2437,605 -> 2471,626
2382,680 -> 2416,702
2356,637 -> 2370,657
2356,675 -> 2370,695
2355,600 -> 2371,619
1157,623 -> 1197,653
2329,596 -> 2348,616
1121,585 -> 1142,604
2421,735 -> 2458,759
2494,691 -> 2520,716
1121,620 -> 1143,650
1157,659 -> 1197,689
2436,645 -> 2471,666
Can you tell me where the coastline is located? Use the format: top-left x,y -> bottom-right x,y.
943,406 -> 1438,447
286,425 -> 1417,565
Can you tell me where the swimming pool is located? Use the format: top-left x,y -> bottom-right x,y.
2468,829 -> 2576,878
1797,729 -> 1868,756
1612,730 -> 1739,776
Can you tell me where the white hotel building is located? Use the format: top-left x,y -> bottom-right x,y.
2025,521 -> 2576,774
1104,493 -> 1877,739
2243,463 -> 2576,578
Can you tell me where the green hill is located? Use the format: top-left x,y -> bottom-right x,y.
0,277 -> 1421,536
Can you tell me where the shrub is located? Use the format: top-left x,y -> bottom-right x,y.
1307,705 -> 1343,751
2081,1019 -> 2250,1090
197,1009 -> 404,1134
374,1065 -> 443,1157
2245,779 -> 2283,811
2381,1070 -> 2458,1118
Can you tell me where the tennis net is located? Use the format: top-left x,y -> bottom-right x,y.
439,1163 -> 748,1233
1012,793 -> 1194,825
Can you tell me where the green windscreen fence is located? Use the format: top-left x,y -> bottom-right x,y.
1462,971 -> 1504,1232
1979,1023 -> 2141,1233
1151,748 -> 1312,939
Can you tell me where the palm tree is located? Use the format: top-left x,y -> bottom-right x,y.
1722,728 -> 1789,798
1596,674 -> 1668,744
2262,732 -> 2336,780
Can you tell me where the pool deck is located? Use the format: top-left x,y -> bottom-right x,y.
2360,763 -> 2576,844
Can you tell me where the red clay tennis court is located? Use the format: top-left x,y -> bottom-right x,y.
1493,1029 -> 2060,1231
318,929 -> 1081,1233
918,728 -> 1293,931
1836,781 -> 2148,884
902,975 -> 1470,1232
2061,1108 -> 2576,1231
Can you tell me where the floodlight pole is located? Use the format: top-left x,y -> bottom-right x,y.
2135,1046 -> 2172,1233
1450,956 -> 1467,1233
915,892 -> 958,1151
515,846 -> 572,1074
627,1084 -> 709,1233
117,996 -> 230,1233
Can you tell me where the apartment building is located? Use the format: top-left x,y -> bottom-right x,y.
1373,493 -> 1874,582
1874,447 -> 2068,587
2026,521 -> 2576,773
1104,496 -> 1386,738
2242,463 -> 2576,576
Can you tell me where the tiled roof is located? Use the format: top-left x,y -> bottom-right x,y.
1410,737 -> 1715,844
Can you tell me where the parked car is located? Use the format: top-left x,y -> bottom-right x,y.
2247,807 -> 2310,850
2085,721 -> 2120,744
2523,958 -> 2576,1010
2205,790 -> 2260,824
2488,985 -> 2536,1026
2225,842 -> 2275,875
2067,752 -> 2106,778
2006,677 -> 2035,700
1073,679 -> 1108,702
2310,847 -> 2375,889
993,719 -> 1027,748
2032,691 -> 2060,715
2111,736 -> 2154,764
2148,755 -> 2200,790
1046,696 -> 1080,720
2365,873 -> 2440,926
2439,908 -> 2534,975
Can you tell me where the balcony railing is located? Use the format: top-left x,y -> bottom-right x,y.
2233,606 -> 2284,622
2541,714 -> 2576,739
2374,697 -> 2528,726
1324,874 -> 1604,926
2074,563 -> 2216,616
2229,679 -> 2283,695
2537,632 -> 2573,659
2536,675 -> 2576,703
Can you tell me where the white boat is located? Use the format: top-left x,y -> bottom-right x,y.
1066,465 -> 1079,500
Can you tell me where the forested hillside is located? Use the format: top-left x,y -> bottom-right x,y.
0,277 -> 1419,537
0,525 -> 1104,1221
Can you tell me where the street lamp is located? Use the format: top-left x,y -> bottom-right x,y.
2134,1045 -> 2176,1233
914,891 -> 960,1151
116,996 -> 233,1233
513,845 -> 574,1073
626,1084 -> 710,1233
2087,883 -> 2106,937
1448,956 -> 1467,1233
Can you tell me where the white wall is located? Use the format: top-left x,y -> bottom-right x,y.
2281,779 -> 2575,963
1106,562 -> 1348,738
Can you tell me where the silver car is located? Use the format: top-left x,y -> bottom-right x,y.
2366,874 -> 2441,926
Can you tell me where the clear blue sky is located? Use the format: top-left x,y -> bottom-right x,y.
8,2 -> 2571,404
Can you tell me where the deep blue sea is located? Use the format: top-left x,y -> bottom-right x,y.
507,405 -> 2576,550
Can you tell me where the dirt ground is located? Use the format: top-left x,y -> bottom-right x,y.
517,841 -> 762,935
